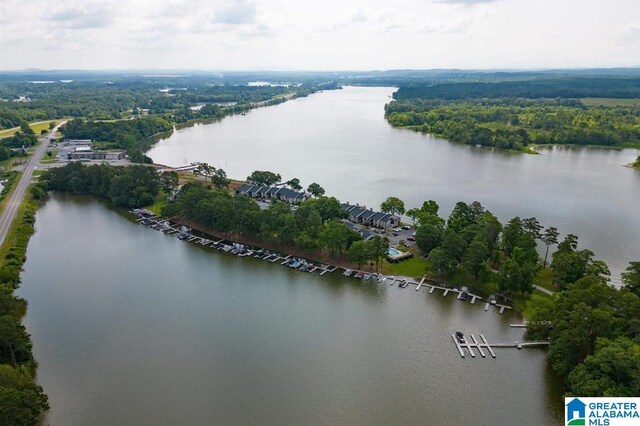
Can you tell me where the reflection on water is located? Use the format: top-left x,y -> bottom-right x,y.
19,195 -> 564,425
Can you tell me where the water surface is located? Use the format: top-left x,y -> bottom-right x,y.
148,86 -> 640,282
21,195 -> 563,425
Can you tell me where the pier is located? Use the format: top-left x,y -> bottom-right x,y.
452,332 -> 548,358
130,209 -> 516,318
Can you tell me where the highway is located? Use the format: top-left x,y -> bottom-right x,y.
0,123 -> 64,247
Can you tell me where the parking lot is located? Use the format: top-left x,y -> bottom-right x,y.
346,221 -> 417,249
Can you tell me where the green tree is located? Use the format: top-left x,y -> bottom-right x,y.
286,178 -> 302,191
441,228 -> 467,267
447,201 -> 483,234
211,168 -> 230,189
194,163 -> 215,178
567,337 -> 640,397
160,171 -> 179,194
622,261 -> 640,296
497,249 -> 536,295
0,365 -> 49,425
429,247 -> 455,276
380,196 -> 406,216
18,121 -> 33,135
414,215 -> 445,255
463,240 -> 489,280
247,170 -> 281,187
541,226 -> 559,268
369,236 -> 390,272
348,240 -> 370,269
320,220 -> 360,258
306,182 -> 325,197
420,200 -> 439,216
0,316 -> 33,367
501,217 -> 524,256
304,197 -> 344,223
523,217 -> 543,240
406,208 -> 420,225
551,235 -> 599,289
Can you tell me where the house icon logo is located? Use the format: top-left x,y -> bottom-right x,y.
566,398 -> 586,425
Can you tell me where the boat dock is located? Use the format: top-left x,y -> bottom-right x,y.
451,333 -> 547,358
130,209 -> 515,317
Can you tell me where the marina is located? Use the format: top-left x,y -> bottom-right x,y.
130,208 -> 514,316
451,333 -> 549,359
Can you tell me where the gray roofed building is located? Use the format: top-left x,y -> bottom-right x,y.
341,203 -> 400,229
235,185 -> 309,205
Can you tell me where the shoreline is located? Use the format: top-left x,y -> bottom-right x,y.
131,208 -> 511,310
388,123 -> 640,153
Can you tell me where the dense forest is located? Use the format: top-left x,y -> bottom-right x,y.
527,259 -> 640,396
385,98 -> 640,150
386,77 -> 640,150
393,78 -> 640,100
60,117 -> 174,160
0,78 -> 320,130
40,162 -> 163,208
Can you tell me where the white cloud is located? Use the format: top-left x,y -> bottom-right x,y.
50,5 -> 113,29
213,0 -> 257,25
0,0 -> 638,70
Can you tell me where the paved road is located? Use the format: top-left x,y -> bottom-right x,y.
0,124 -> 63,247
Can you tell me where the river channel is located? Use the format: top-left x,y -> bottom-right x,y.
148,86 -> 640,284
20,194 -> 564,425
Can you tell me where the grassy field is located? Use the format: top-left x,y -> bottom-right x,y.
513,291 -> 553,318
144,193 -> 168,215
534,268 -> 556,292
40,149 -> 59,164
580,98 -> 640,107
0,121 -> 58,138
381,256 -> 431,277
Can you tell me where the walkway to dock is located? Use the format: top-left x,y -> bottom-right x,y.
451,333 -> 548,358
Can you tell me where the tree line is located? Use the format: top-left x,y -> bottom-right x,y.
0,194 -> 49,424
40,162 -> 165,208
0,79 -> 320,130
385,98 -> 639,150
406,198 -> 549,295
393,77 -> 640,100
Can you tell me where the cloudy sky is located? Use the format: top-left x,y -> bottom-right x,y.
1,0 -> 638,70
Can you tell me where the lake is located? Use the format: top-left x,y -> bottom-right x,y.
148,86 -> 640,284
20,194 -> 564,425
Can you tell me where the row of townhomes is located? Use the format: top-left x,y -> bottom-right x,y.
235,184 -> 309,205
340,203 -> 399,229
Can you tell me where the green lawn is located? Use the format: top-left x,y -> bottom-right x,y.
512,290 -> 553,318
382,256 -> 431,277
535,267 -> 557,292
0,121 -> 58,138
40,149 -> 59,164
580,97 -> 640,107
144,193 -> 168,215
